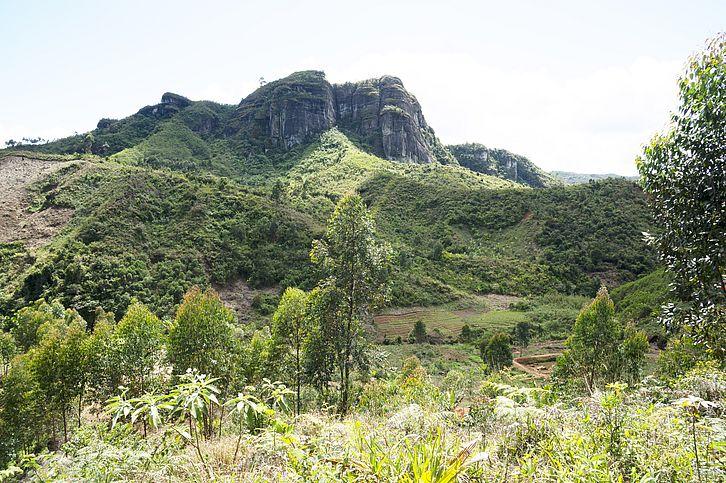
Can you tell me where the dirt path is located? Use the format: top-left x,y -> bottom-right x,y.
0,155 -> 78,249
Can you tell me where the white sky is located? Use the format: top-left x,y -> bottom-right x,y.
1,0 -> 723,175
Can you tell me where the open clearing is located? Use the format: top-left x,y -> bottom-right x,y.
0,155 -> 78,249
374,294 -> 523,342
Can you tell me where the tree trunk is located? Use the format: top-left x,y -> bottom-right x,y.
295,342 -> 301,415
78,386 -> 84,428
62,409 -> 68,443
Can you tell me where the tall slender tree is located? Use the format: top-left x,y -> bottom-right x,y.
271,287 -> 310,415
638,34 -> 725,356
115,301 -> 166,399
167,288 -> 236,383
309,194 -> 391,414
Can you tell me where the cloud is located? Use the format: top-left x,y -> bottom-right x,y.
326,52 -> 682,175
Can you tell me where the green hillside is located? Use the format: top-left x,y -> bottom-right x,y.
0,125 -> 654,321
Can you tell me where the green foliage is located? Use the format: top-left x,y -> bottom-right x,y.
611,268 -> 672,338
361,173 -> 653,305
409,319 -> 428,344
27,309 -> 88,442
114,301 -> 165,398
638,33 -> 725,356
657,335 -> 705,378
448,143 -> 561,188
167,288 -> 237,384
308,194 -> 392,413
2,162 -> 316,319
271,287 -> 310,414
513,320 -> 533,355
555,288 -> 649,392
9,299 -> 64,351
0,332 -> 15,376
479,332 -> 513,370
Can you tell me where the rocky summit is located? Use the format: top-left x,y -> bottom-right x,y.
229,71 -> 454,165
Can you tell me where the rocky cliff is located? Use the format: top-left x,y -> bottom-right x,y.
228,71 -> 455,164
448,143 -> 560,188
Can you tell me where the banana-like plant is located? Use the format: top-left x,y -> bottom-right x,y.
105,386 -> 134,429
167,372 -> 220,477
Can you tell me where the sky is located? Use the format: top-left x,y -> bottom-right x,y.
0,0 -> 723,175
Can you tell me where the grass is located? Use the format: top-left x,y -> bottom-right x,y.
378,343 -> 484,378
374,294 -> 528,342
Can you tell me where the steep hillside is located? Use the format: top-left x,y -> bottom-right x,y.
361,175 -> 654,304
0,136 -> 654,321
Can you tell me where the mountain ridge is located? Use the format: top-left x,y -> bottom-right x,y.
7,70 -> 561,188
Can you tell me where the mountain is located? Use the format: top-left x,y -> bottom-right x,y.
551,171 -> 639,185
229,71 -> 456,165
448,143 -> 561,188
0,71 -> 656,321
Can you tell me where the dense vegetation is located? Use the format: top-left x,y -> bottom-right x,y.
0,196 -> 722,482
638,33 -> 725,356
0,129 -> 654,322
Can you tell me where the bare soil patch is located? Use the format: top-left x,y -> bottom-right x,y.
0,155 -> 77,249
214,277 -> 277,322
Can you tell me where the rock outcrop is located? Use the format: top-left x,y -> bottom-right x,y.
229,71 -> 454,164
448,143 -> 560,188
137,92 -> 192,119
228,71 -> 337,149
334,76 -> 455,164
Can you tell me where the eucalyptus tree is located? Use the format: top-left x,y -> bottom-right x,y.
309,194 -> 391,414
271,287 -> 310,414
28,310 -> 88,442
115,301 -> 166,398
638,33 -> 725,357
167,288 -> 236,384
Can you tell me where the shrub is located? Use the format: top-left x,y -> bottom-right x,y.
479,333 -> 513,371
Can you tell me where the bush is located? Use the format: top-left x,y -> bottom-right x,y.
479,333 -> 513,371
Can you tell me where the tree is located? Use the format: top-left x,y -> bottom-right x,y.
409,319 -> 428,344
271,287 -> 310,415
0,332 -> 16,376
554,288 -> 621,392
309,194 -> 391,414
81,311 -> 119,405
638,34 -> 725,357
513,320 -> 533,356
167,288 -> 236,385
618,328 -> 649,383
10,299 -> 64,351
28,311 -> 88,442
83,132 -> 94,154
460,324 -> 472,342
480,332 -> 513,371
115,301 -> 165,399
0,354 -> 46,462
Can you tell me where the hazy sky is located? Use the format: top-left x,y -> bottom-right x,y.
1,1 -> 723,174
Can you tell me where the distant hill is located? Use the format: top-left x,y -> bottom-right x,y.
448,143 -> 561,188
551,171 -> 639,185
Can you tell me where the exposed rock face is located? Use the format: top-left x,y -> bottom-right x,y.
334,76 -> 454,164
229,71 -> 454,164
161,92 -> 192,108
229,71 -> 337,149
448,143 -> 560,188
137,92 -> 192,119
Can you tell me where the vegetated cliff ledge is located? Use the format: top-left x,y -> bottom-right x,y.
448,143 -> 561,188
